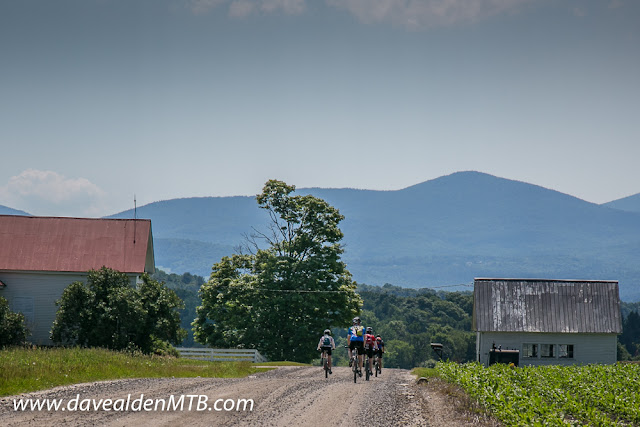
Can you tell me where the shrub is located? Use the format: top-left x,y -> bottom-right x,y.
51,267 -> 186,354
0,296 -> 29,347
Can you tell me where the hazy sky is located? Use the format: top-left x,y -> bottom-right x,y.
2,0 -> 639,217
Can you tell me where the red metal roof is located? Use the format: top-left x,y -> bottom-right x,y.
0,215 -> 154,274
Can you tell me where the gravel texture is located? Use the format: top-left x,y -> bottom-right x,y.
0,366 -> 500,426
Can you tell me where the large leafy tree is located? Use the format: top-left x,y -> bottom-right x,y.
193,180 -> 362,362
51,267 -> 186,353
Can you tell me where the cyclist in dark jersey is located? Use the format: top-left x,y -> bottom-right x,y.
375,335 -> 385,372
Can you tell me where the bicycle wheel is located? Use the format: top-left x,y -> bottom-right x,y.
352,350 -> 358,383
324,356 -> 328,378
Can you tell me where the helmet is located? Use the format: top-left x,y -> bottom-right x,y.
324,329 -> 331,335
366,327 -> 372,333
376,336 -> 382,341
352,316 -> 361,324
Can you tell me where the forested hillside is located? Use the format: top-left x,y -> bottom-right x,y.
154,269 -> 640,367
354,283 -> 475,368
153,270 -> 475,367
152,270 -> 204,348
114,172 -> 640,300
5,172 -> 640,299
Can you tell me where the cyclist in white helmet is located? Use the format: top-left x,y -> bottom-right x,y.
347,316 -> 365,376
317,329 -> 336,374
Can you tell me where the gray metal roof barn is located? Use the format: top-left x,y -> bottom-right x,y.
473,278 -> 621,366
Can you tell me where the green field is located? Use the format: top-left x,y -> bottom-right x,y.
0,347 -> 271,397
437,361 -> 640,426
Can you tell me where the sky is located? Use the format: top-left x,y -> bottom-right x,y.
1,0 -> 639,217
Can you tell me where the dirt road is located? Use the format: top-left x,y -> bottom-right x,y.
0,366 -> 497,426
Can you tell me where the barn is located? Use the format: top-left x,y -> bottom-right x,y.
0,215 -> 155,344
473,278 -> 622,366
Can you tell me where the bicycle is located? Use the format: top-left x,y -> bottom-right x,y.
320,348 -> 330,378
374,354 -> 381,377
364,349 -> 377,381
345,345 -> 361,383
364,352 -> 372,381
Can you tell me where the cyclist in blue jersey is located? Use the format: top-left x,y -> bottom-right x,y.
347,316 -> 365,376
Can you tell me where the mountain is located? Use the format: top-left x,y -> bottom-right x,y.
107,171 -> 640,301
0,205 -> 31,216
603,193 -> 640,214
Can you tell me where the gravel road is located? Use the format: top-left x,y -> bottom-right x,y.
0,366 -> 499,426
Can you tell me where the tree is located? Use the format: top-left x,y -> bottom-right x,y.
151,269 -> 205,347
620,310 -> 640,358
138,274 -> 187,352
194,180 -> 362,362
51,267 -> 185,354
385,339 -> 415,369
0,296 -> 29,347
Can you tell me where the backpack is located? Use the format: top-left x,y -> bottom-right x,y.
365,334 -> 375,347
353,325 -> 364,337
323,336 -> 331,347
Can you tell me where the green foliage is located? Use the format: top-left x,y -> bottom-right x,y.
152,269 -> 204,347
51,267 -> 186,353
357,283 -> 475,368
437,362 -> 640,426
619,309 -> 640,359
0,296 -> 29,347
617,341 -> 632,361
137,274 -> 187,352
411,366 -> 438,378
384,339 -> 415,369
194,180 -> 362,363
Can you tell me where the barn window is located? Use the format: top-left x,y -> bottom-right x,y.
541,344 -> 555,358
522,343 -> 538,358
559,344 -> 574,359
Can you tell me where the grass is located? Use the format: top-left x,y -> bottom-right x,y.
0,346 -> 270,397
411,367 -> 439,379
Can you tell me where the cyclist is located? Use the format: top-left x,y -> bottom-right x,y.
375,335 -> 385,372
364,326 -> 377,376
347,316 -> 365,376
317,329 -> 336,374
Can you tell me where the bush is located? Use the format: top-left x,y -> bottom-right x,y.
150,337 -> 179,357
51,267 -> 186,354
0,296 -> 29,347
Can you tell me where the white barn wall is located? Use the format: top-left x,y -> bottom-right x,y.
477,331 -> 618,366
0,271 -> 139,345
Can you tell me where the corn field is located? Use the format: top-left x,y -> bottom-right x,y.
437,362 -> 640,426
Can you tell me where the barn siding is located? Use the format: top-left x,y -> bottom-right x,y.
477,332 -> 618,366
0,271 -> 138,345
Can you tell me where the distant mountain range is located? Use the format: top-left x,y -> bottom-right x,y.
4,171 -> 640,300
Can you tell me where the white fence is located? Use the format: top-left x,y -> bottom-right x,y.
176,347 -> 268,363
